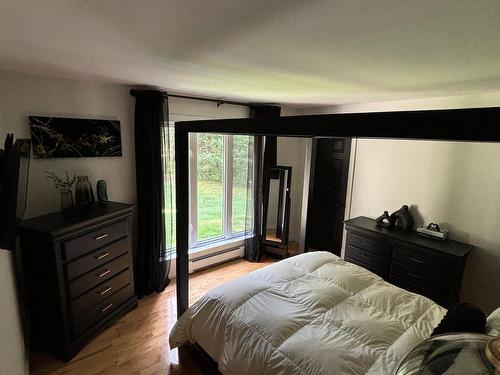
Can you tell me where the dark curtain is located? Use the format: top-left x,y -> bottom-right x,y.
244,105 -> 281,261
132,89 -> 171,297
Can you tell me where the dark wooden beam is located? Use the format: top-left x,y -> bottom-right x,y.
174,105 -> 500,317
174,129 -> 190,316
176,107 -> 500,141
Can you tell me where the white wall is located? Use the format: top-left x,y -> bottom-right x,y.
169,96 -> 249,121
302,92 -> 500,115
0,71 -> 136,219
303,96 -> 500,313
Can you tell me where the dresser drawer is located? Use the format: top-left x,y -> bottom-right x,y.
72,283 -> 134,337
62,220 -> 128,261
345,245 -> 390,274
68,252 -> 131,299
392,246 -> 446,274
70,269 -> 132,317
66,238 -> 130,281
346,232 -> 391,258
390,261 -> 443,292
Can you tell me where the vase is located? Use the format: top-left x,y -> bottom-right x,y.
390,205 -> 414,231
75,176 -> 94,206
375,210 -> 395,228
60,189 -> 74,211
97,180 -> 108,206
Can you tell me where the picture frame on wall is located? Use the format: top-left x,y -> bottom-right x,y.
29,116 -> 122,158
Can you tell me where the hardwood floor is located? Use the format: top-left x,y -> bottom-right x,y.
30,257 -> 275,375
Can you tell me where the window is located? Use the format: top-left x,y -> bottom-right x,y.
196,133 -> 224,241
163,122 -> 176,254
189,133 -> 254,248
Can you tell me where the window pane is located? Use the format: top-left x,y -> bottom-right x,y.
232,135 -> 253,234
163,123 -> 175,251
197,133 -> 224,241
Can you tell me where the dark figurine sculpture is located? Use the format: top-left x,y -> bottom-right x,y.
375,211 -> 395,228
390,205 -> 414,230
97,180 -> 108,206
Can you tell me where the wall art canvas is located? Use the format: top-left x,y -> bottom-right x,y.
29,116 -> 122,158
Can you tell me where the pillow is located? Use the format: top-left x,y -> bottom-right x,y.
432,302 -> 486,336
486,307 -> 500,337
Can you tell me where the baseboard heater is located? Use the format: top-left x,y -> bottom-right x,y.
189,245 -> 245,273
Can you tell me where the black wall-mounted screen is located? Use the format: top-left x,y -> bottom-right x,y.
29,116 -> 122,158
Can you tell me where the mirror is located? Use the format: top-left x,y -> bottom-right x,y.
263,166 -> 292,248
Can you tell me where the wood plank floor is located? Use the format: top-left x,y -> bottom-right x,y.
30,256 -> 275,375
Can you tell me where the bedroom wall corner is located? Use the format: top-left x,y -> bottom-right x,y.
0,70 -> 136,219
301,97 -> 500,313
347,139 -> 500,313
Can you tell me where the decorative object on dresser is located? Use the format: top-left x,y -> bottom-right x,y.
75,175 -> 95,206
19,202 -> 137,360
96,180 -> 108,206
45,170 -> 77,210
375,210 -> 394,228
417,222 -> 449,240
390,204 -> 414,230
344,216 -> 473,307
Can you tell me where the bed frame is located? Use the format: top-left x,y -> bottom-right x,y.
174,106 -> 500,317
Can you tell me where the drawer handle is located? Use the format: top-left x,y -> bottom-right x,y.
101,303 -> 113,312
360,253 -> 372,260
98,286 -> 112,296
409,272 -> 421,279
94,234 -> 109,241
97,269 -> 111,278
95,252 -> 110,260
361,241 -> 372,247
410,257 -> 424,264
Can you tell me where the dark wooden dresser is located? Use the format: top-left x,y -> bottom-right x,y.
344,216 -> 473,307
20,202 -> 137,360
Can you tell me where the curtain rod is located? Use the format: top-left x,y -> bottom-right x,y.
130,89 -> 251,108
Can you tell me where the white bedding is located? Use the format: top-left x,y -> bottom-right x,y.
169,252 -> 446,375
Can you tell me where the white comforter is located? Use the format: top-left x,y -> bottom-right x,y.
169,252 -> 446,375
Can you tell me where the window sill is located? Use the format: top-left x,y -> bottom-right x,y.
189,235 -> 249,259
167,234 -> 251,261
167,235 -> 251,278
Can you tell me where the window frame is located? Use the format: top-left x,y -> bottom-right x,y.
189,133 -> 254,250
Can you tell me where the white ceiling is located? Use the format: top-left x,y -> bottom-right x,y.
1,1 -> 500,107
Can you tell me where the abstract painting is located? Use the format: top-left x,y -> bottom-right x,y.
29,116 -> 122,158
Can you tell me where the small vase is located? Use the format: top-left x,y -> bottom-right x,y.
375,211 -> 395,228
75,176 -> 94,206
97,180 -> 108,206
60,189 -> 74,211
390,205 -> 414,231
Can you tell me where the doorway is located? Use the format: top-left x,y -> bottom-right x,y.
305,137 -> 352,255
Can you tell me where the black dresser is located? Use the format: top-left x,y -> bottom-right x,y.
344,216 -> 473,307
20,202 -> 137,360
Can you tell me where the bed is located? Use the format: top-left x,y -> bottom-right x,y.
169,251 -> 446,374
